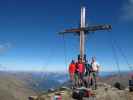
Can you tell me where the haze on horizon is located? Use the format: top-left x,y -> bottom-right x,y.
0,0 -> 133,72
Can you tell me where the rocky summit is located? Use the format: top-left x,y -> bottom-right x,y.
28,83 -> 133,100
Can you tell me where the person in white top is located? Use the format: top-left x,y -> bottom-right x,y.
90,57 -> 100,89
91,57 -> 100,72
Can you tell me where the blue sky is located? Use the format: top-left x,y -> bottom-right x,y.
0,0 -> 133,72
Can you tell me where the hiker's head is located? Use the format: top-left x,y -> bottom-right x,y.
78,58 -> 82,63
71,60 -> 75,64
85,60 -> 88,63
92,57 -> 96,62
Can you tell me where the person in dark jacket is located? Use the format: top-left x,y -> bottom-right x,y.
84,60 -> 92,88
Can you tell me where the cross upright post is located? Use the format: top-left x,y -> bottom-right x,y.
80,7 -> 86,61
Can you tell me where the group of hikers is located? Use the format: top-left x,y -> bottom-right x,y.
68,56 -> 100,89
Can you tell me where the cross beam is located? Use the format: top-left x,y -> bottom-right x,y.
59,7 -> 112,61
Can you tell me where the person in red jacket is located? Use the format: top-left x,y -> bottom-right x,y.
69,60 -> 76,85
77,58 -> 85,86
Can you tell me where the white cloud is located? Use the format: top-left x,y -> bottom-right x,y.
122,0 -> 133,21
